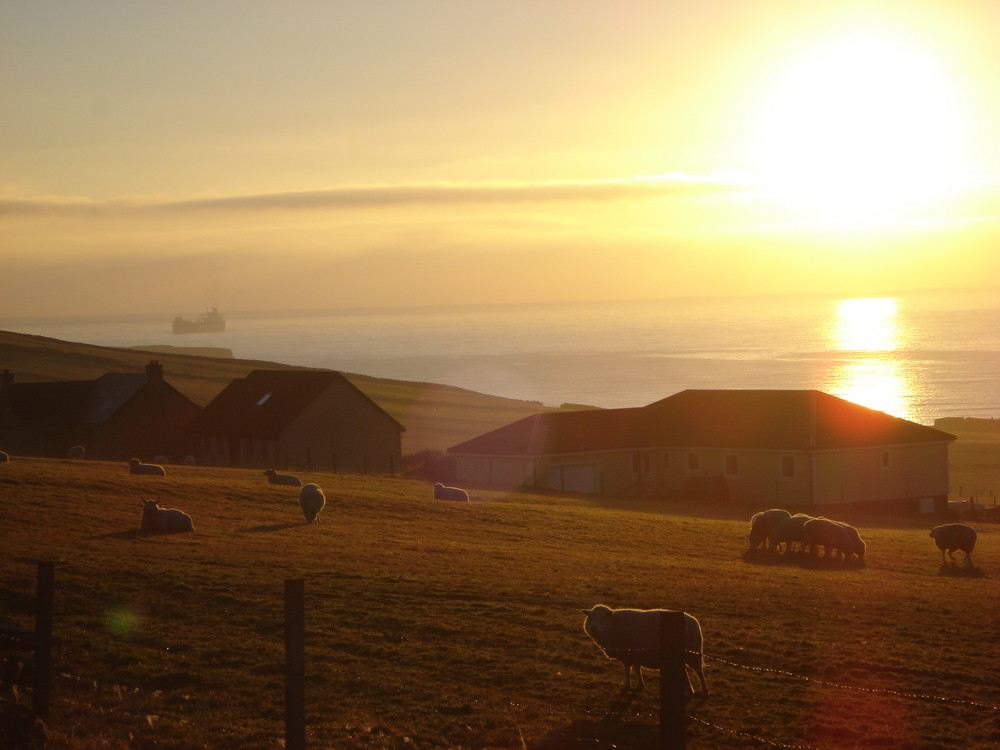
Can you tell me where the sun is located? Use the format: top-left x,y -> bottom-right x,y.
744,26 -> 974,224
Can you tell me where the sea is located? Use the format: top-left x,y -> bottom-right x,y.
3,289 -> 1000,426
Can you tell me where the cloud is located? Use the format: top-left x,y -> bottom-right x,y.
0,173 -> 751,217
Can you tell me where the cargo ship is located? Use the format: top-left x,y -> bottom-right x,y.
172,306 -> 226,334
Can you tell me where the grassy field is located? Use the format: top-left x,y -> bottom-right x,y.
1,457 -> 997,749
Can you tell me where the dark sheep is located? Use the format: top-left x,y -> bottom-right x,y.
298,483 -> 326,524
264,468 -> 302,487
748,508 -> 791,551
129,458 -> 166,476
433,483 -> 470,502
930,523 -> 977,566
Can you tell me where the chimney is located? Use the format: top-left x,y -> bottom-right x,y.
145,360 -> 164,383
0,369 -> 13,392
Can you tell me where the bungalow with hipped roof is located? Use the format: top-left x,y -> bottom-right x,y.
0,361 -> 201,461
187,369 -> 404,473
447,389 -> 957,510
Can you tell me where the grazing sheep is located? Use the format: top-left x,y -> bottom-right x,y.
298,483 -> 326,524
140,500 -> 194,533
769,513 -> 816,553
183,455 -> 197,466
748,508 -> 791,551
802,518 -> 851,560
581,604 -> 708,695
264,468 -> 302,487
68,445 -> 85,460
836,521 -> 867,560
930,523 -> 977,566
0,451 -> 8,463
129,458 -> 166,476
433,482 -> 470,502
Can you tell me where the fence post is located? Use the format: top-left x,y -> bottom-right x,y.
285,579 -> 306,750
33,561 -> 54,719
659,610 -> 686,750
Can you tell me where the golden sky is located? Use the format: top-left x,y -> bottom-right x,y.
3,0 -> 1000,316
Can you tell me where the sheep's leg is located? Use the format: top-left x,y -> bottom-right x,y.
621,662 -> 631,690
633,664 -> 645,689
688,656 -> 709,697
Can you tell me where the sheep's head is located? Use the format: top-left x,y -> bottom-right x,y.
581,604 -> 613,637
141,500 -> 159,513
929,528 -> 939,539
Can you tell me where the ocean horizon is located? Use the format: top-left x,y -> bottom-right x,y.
3,289 -> 1000,426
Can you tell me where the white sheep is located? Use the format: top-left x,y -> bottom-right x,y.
140,500 -> 194,533
433,482 -> 470,502
129,458 -> 166,476
802,518 -> 851,560
930,523 -> 977,566
581,604 -> 709,695
748,508 -> 791,551
298,483 -> 326,524
68,445 -> 85,460
836,521 -> 867,560
769,513 -> 816,553
264,468 -> 302,487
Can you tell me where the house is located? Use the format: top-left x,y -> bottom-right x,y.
187,369 -> 404,473
0,361 -> 201,461
447,389 -> 957,510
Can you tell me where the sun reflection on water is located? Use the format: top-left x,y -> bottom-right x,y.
823,297 -> 917,420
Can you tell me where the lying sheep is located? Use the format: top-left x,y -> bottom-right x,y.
748,508 -> 791,551
264,468 -> 301,487
183,455 -> 197,466
802,518 -> 852,560
152,454 -> 169,465
433,482 -> 469,502
68,445 -> 85,460
581,604 -> 708,695
0,451 -> 8,463
298,483 -> 326,524
837,521 -> 867,560
129,458 -> 166,476
140,500 -> 194,533
930,523 -> 977,566
769,513 -> 816,553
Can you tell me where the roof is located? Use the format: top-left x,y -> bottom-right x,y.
187,369 -> 405,438
448,390 -> 956,456
2,373 -> 150,427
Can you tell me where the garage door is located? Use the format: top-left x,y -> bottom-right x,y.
548,464 -> 599,494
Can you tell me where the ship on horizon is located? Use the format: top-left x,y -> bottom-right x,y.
172,306 -> 226,334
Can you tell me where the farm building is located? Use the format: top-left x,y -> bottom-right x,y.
0,361 -> 201,461
447,389 -> 957,510
187,369 -> 404,473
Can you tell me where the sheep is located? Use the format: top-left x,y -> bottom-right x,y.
433,482 -> 470,502
140,499 -> 194,533
581,604 -> 708,696
748,508 -> 791,551
68,445 -> 85,459
129,458 -> 166,476
183,455 -> 197,466
836,521 -> 867,560
769,513 -> 816,554
802,518 -> 852,560
152,454 -> 169,465
298,483 -> 326,524
930,523 -> 977,566
0,451 -> 8,463
264,468 -> 302,487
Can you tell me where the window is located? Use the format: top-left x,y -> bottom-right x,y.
687,453 -> 700,471
881,450 -> 891,470
725,454 -> 738,476
781,456 -> 795,478
256,392 -> 273,406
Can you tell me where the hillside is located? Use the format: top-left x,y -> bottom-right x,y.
0,458 -> 996,749
0,329 -> 579,453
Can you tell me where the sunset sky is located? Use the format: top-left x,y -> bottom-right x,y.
3,0 -> 1000,317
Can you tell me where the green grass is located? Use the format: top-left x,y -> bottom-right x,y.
1,458 -> 997,749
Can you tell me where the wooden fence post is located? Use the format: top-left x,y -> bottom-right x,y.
285,579 -> 306,750
659,610 -> 686,750
33,561 -> 54,718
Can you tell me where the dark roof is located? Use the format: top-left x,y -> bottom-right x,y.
2,374 -> 151,427
187,369 -> 404,438
448,390 -> 956,456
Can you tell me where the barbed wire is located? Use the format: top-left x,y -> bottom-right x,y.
687,714 -> 817,750
703,653 -> 1000,712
